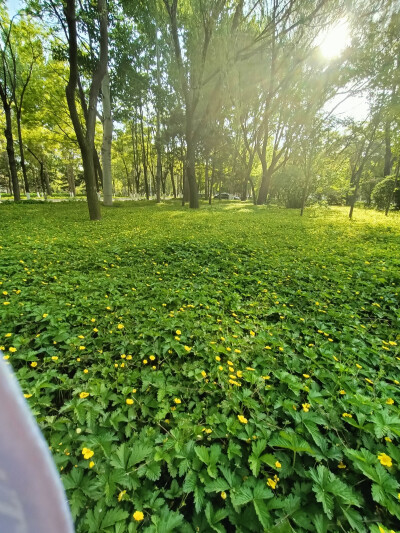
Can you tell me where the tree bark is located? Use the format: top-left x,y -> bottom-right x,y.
16,109 -> 30,197
2,99 -> 20,201
64,0 -> 108,221
101,72 -> 113,206
383,121 -> 392,177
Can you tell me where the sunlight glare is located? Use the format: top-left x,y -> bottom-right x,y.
319,20 -> 350,59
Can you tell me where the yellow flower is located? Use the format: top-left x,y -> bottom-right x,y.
91,318 -> 96,322
149,355 -> 156,361
267,478 -> 277,489
3,302 -> 10,305
262,375 -> 271,380
265,346 -> 271,350
43,313 -> 48,318
117,324 -> 124,330
118,490 -> 126,502
79,346 -> 85,350
218,365 -> 223,371
132,389 -> 137,393
338,461 -> 346,469
133,511 -> 144,522
275,461 -> 281,468
201,371 -> 207,378
2,355 -> 9,360
24,393 -> 32,398
82,448 -> 94,460
386,398 -> 394,405
365,378 -> 373,385
174,398 -> 181,404
215,356 -> 221,362
339,390 -> 346,395
5,333 -> 11,337
246,367 -> 255,371
126,355 -> 132,360
237,414 -> 248,424
342,413 -> 352,418
385,437 -> 392,442
83,369 -> 89,374
227,360 -> 233,366
93,327 -> 98,332
30,362 -> 37,368
378,453 -> 392,468
302,403 -> 310,412
126,398 -> 134,405
52,356 -> 59,361
236,370 -> 243,378
143,359 -> 148,364
79,392 -> 89,399
221,491 -> 227,499
250,331 -> 255,336
89,461 -> 95,468
176,330 -> 181,335
302,374 -> 310,379
234,349 -> 241,353
9,347 -> 17,353
356,363 -> 362,369
78,335 -> 85,339
184,345 -> 191,352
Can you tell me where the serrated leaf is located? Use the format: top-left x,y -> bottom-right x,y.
101,508 -> 129,529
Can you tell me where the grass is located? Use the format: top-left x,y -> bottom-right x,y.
1,201 -> 400,533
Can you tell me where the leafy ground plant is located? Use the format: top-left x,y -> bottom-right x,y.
0,201 -> 399,533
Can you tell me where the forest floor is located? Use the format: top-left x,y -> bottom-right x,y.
1,201 -> 400,533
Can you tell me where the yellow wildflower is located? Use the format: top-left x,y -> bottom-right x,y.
82,448 -> 94,460
221,491 -> 227,499
133,511 -> 144,521
237,414 -> 248,424
174,398 -> 181,404
302,403 -> 310,412
126,399 -> 134,405
386,398 -> 394,405
79,392 -> 89,399
378,453 -> 392,468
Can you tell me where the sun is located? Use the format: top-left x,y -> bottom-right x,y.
319,19 -> 350,59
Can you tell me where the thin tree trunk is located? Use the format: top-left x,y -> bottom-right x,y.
384,121 -> 392,177
209,155 -> 215,205
186,129 -> 198,208
139,106 -> 149,200
170,161 -> 176,198
101,72 -> 113,206
16,109 -> 30,197
2,101 -> 20,201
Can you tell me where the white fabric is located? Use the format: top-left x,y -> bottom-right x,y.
0,355 -> 74,533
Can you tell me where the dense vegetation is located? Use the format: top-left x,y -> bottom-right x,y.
0,0 -> 399,217
1,202 -> 399,532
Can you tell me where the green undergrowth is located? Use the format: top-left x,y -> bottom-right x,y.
1,201 -> 400,533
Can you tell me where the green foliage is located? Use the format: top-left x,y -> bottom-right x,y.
371,176 -> 400,210
1,202 -> 400,532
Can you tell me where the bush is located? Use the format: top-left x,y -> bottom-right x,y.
371,176 -> 400,211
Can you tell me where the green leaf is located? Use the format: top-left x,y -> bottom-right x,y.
101,508 -> 129,529
195,446 -> 210,465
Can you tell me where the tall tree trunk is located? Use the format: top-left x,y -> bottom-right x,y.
186,127 -> 198,208
384,121 -> 392,178
67,162 -> 76,196
16,109 -> 30,198
2,101 -> 20,201
209,155 -> 215,205
44,166 -> 52,196
139,106 -> 149,200
64,0 -> 107,221
170,161 -> 176,198
101,72 -> 113,206
257,160 -> 271,205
